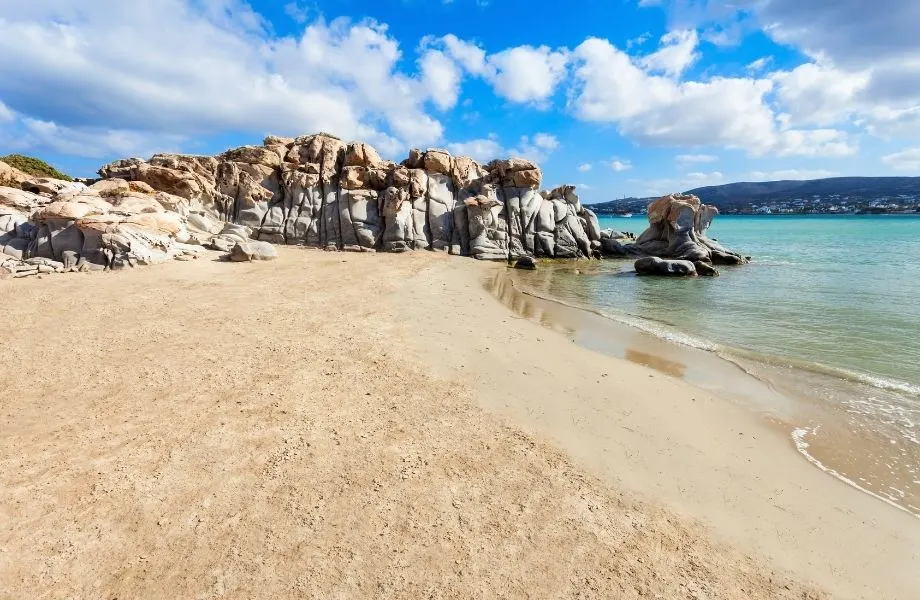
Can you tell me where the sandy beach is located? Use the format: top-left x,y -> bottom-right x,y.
1,248 -> 918,598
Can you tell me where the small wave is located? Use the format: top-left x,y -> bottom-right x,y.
509,272 -> 920,401
791,428 -> 919,519
507,280 -> 721,352
723,347 -> 920,399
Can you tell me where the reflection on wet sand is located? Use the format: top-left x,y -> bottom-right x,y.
485,270 -> 577,338
625,348 -> 686,378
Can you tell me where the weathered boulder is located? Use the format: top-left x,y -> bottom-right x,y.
22,178 -> 85,196
229,241 -> 278,262
0,161 -> 29,187
693,261 -> 719,277
466,186 -> 509,261
635,256 -> 697,276
89,178 -> 131,197
514,256 -> 537,270
629,194 -> 747,265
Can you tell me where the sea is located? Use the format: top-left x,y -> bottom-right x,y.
502,214 -> 920,518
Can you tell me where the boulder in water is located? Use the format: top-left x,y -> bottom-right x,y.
634,256 -> 697,276
614,194 -> 748,265
514,256 -> 537,270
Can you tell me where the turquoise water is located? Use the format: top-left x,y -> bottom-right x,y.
510,214 -> 920,515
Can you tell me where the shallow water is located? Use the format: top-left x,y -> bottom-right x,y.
507,214 -> 920,517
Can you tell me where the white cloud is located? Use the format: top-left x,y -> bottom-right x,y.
771,62 -> 870,127
433,36 -> 569,105
610,159 -> 633,172
676,153 -> 718,164
532,133 -> 559,150
284,2 -> 309,23
483,45 -> 569,104
571,37 -> 856,157
0,100 -> 13,122
418,49 -> 463,111
447,135 -> 503,162
638,0 -> 661,6
639,30 -> 699,78
577,163 -> 592,172
746,56 -> 773,73
626,32 -> 652,49
440,34 -> 488,75
447,132 -> 560,164
0,4 -> 456,160
881,148 -> 920,172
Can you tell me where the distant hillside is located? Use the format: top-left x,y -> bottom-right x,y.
687,177 -> 920,210
0,154 -> 72,181
588,176 -> 920,214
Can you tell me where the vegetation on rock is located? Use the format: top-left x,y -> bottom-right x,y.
0,154 -> 72,181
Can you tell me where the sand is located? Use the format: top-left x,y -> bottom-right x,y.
0,247 -> 916,598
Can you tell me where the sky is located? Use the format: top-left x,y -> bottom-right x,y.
1,0 -> 920,201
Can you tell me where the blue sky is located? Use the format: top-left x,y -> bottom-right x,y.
1,0 -> 920,201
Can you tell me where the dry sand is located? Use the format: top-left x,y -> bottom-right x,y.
0,247 -> 916,598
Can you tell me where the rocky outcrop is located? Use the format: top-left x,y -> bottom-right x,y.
87,133 -> 602,261
0,161 -> 30,188
621,194 -> 747,266
0,181 -> 211,277
0,133 -> 749,280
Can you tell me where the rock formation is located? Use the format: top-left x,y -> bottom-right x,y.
621,194 -> 747,265
0,134 -> 747,279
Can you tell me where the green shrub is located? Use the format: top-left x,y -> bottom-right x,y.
0,154 -> 72,181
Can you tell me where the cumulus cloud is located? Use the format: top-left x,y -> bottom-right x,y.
647,0 -> 920,142
639,30 -> 699,77
418,49 -> 463,111
0,2 -> 455,159
432,36 -> 569,105
570,37 -> 855,157
610,160 -> 633,172
481,45 -> 569,104
577,163 -> 592,172
881,148 -> 920,172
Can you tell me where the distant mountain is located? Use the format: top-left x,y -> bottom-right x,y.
687,176 -> 920,210
587,176 -> 920,214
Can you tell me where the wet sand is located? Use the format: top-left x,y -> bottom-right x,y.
0,248 -> 917,598
501,264 -> 920,519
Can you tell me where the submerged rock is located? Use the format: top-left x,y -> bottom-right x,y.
693,261 -> 719,277
514,256 -> 537,270
634,256 -> 697,276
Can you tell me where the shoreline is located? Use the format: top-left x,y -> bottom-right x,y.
1,248 -> 917,598
397,256 -> 920,599
502,257 -> 920,519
